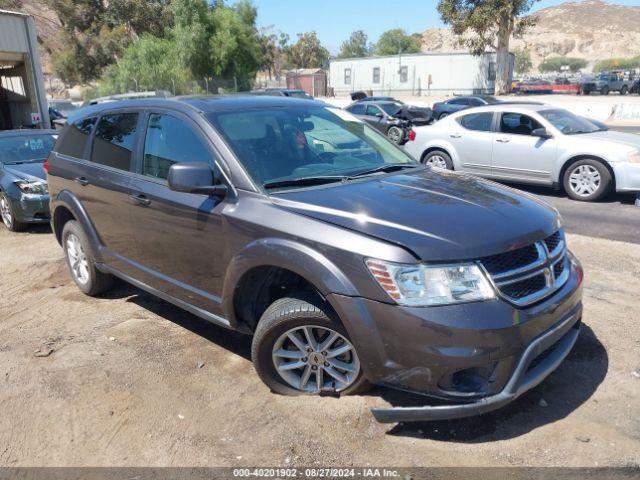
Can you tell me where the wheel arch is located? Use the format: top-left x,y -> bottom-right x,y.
51,190 -> 103,257
420,145 -> 455,168
559,155 -> 616,192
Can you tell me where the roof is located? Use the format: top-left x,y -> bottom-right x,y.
458,103 -> 553,115
0,129 -> 57,138
330,51 -> 508,63
67,94 -> 323,123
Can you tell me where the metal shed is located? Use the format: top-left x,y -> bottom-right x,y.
0,9 -> 49,130
286,68 -> 327,97
329,52 -> 514,97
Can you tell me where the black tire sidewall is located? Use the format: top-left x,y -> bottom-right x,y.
423,150 -> 454,170
0,192 -> 23,232
563,159 -> 612,202
251,296 -> 367,396
62,220 -> 101,295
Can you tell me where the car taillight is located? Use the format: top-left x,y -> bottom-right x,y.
408,129 -> 416,141
43,158 -> 49,174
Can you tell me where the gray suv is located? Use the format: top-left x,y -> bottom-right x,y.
47,96 -> 583,423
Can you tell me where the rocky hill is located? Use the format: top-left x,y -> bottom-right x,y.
421,0 -> 640,72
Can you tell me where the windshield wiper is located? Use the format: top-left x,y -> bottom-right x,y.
263,176 -> 345,190
347,163 -> 419,179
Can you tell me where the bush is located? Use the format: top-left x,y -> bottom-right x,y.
594,56 -> 640,72
539,56 -> 587,73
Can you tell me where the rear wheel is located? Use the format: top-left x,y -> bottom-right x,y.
563,159 -> 612,202
621,85 -> 629,95
0,193 -> 25,232
252,294 -> 369,396
601,86 -> 610,95
422,150 -> 454,170
387,126 -> 405,145
438,112 -> 449,120
62,220 -> 114,295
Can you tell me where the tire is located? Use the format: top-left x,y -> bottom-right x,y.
601,86 -> 609,95
438,112 -> 449,120
62,220 -> 114,296
422,150 -> 454,170
251,294 -> 370,396
0,192 -> 25,232
621,85 -> 629,95
387,125 -> 405,145
563,159 -> 612,202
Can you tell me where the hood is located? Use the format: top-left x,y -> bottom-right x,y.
271,168 -> 559,261
575,130 -> 640,149
3,162 -> 47,182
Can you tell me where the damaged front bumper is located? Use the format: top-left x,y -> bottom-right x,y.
371,307 -> 581,423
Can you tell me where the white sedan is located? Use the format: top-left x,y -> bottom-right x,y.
404,103 -> 640,201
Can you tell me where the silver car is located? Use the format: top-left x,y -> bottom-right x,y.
404,104 -> 640,201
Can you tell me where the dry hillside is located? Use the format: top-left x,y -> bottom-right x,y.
421,0 -> 640,72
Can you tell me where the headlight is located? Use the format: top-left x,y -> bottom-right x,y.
15,181 -> 48,195
628,150 -> 640,163
365,259 -> 495,306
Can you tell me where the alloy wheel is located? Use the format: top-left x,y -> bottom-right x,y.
66,233 -> 90,285
0,196 -> 12,229
569,164 -> 601,197
272,325 -> 361,393
387,127 -> 402,144
425,155 -> 448,169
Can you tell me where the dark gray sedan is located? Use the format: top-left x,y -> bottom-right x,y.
0,130 -> 57,231
432,95 -> 500,120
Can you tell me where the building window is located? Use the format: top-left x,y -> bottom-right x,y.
344,68 -> 352,85
373,67 -> 380,84
399,66 -> 408,83
488,61 -> 497,81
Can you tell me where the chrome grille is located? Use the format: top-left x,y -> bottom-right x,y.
480,230 -> 569,307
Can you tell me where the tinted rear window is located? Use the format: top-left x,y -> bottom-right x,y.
56,117 -> 96,159
458,112 -> 494,132
91,113 -> 138,171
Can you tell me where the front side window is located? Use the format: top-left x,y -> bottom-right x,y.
399,66 -> 408,83
57,117 -> 96,159
448,98 -> 468,106
143,114 -> 212,180
500,112 -> 543,136
373,67 -> 380,84
347,104 -> 366,115
366,105 -> 383,117
207,105 -> 416,189
344,68 -> 352,85
458,112 -> 494,132
91,113 -> 138,171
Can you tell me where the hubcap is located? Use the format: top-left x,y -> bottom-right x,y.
569,165 -> 600,197
388,128 -> 401,143
272,325 -> 360,393
66,233 -> 90,284
426,155 -> 448,169
0,196 -> 12,228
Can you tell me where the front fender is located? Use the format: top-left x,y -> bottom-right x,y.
52,190 -> 103,260
221,237 -> 359,324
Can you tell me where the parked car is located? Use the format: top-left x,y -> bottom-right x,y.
0,130 -> 57,231
344,99 -> 431,144
404,104 -> 640,201
48,100 -> 79,117
580,72 -> 634,95
631,78 -> 640,95
48,96 -> 583,423
252,88 -> 313,99
432,95 -> 500,120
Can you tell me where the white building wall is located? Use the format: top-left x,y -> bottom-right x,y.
329,53 -> 509,97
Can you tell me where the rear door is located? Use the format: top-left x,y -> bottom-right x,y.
491,111 -> 557,184
448,111 -> 496,175
127,110 -> 228,314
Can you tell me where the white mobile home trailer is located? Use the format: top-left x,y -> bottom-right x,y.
329,52 -> 513,97
0,9 -> 49,130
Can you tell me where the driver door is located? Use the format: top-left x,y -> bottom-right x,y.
491,112 -> 557,184
363,104 -> 388,134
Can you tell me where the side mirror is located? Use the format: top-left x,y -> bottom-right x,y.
374,112 -> 384,118
531,127 -> 552,139
167,162 -> 227,197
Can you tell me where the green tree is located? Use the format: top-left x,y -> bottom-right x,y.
594,56 -> 640,72
539,56 -> 587,73
287,31 -> 330,69
338,30 -> 372,58
437,0 -> 539,94
513,48 -> 532,75
375,29 -> 421,56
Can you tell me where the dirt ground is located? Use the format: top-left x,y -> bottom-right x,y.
0,225 -> 639,467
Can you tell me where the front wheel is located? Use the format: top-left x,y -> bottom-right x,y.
0,193 -> 25,232
422,150 -> 454,170
563,159 -> 612,202
251,295 -> 369,396
621,85 -> 629,95
601,86 -> 610,95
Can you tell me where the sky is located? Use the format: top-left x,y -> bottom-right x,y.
252,0 -> 640,54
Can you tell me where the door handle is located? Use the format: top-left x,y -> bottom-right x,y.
74,176 -> 89,186
450,133 -> 462,138
129,194 -> 151,207
496,138 -> 510,143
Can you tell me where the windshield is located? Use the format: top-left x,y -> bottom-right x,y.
482,96 -> 500,104
539,109 -> 602,135
207,105 -> 417,190
50,101 -> 77,112
378,102 -> 403,116
0,134 -> 57,163
287,91 -> 312,99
